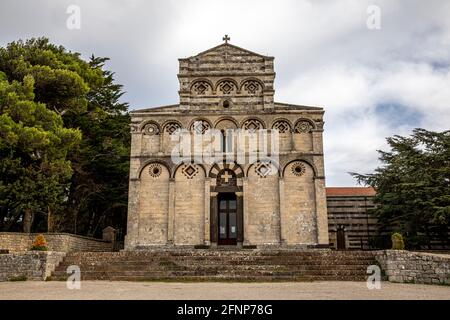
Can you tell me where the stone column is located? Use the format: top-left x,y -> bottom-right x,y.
124,178 -> 140,250
242,178 -> 250,246
312,129 -> 324,154
314,177 -> 329,245
210,192 -> 218,245
236,191 -> 244,245
159,133 -> 163,154
204,178 -> 211,245
167,178 -> 175,245
278,177 -> 285,245
290,129 -> 296,151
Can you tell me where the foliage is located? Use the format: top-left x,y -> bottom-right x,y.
0,38 -> 102,115
63,56 -> 130,237
9,275 -> 27,281
0,72 -> 80,232
31,234 -> 48,251
0,38 -> 130,236
391,232 -> 405,250
352,129 -> 450,249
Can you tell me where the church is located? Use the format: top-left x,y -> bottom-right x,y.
125,37 -> 329,250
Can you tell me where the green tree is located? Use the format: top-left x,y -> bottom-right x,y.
0,73 -> 81,231
0,38 -> 130,236
64,56 -> 130,237
352,129 -> 450,248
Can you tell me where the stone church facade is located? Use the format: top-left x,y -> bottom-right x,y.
125,39 -> 329,250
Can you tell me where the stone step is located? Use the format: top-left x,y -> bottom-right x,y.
50,250 -> 378,282
59,254 -> 377,262
49,274 -> 368,282
53,268 -> 370,276
60,251 -> 377,257
57,258 -> 376,267
61,251 -> 377,258
50,269 -> 370,280
54,263 -> 371,273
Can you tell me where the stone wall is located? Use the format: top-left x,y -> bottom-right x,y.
282,161 -> 317,245
376,250 -> 450,285
174,164 -> 205,245
0,251 -> 66,281
246,163 -> 280,245
0,232 -> 113,253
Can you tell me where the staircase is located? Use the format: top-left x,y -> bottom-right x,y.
49,250 -> 379,281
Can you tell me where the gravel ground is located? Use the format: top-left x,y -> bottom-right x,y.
0,281 -> 449,300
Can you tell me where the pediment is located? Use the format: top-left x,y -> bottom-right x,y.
186,43 -> 270,61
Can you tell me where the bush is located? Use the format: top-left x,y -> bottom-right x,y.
31,234 -> 48,251
9,275 -> 27,281
391,232 -> 405,250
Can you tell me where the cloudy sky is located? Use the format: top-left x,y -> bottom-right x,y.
1,0 -> 449,186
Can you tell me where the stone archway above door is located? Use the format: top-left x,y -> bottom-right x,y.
209,162 -> 244,193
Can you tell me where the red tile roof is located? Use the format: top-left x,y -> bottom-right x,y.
326,187 -> 376,197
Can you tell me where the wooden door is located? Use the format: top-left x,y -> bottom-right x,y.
218,193 -> 238,245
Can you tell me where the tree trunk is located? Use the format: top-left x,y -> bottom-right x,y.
23,209 -> 33,233
47,206 -> 52,232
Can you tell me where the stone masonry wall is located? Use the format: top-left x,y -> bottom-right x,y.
0,232 -> 113,253
246,163 -> 280,245
376,250 -> 450,285
0,251 -> 66,281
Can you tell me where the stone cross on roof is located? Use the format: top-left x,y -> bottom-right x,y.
222,34 -> 230,43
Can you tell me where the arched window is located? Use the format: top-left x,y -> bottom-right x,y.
220,129 -> 234,152
221,129 -> 226,152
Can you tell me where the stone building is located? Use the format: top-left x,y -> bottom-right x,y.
125,38 -> 329,250
326,187 -> 377,250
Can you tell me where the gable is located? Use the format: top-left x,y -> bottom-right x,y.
191,43 -> 269,60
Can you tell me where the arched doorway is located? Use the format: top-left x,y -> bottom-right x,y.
209,163 -> 244,246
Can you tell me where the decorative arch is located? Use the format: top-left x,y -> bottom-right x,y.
139,120 -> 161,135
240,117 -> 266,130
189,118 -> 212,134
209,161 -> 244,179
137,160 -> 171,180
173,162 -> 207,179
215,78 -> 239,95
239,78 -> 265,94
294,118 -> 316,133
246,159 -> 281,178
214,117 -> 239,129
271,118 -> 293,133
282,159 -> 318,178
190,79 -> 214,95
162,120 -> 183,135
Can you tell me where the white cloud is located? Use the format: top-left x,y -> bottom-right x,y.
279,59 -> 450,185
